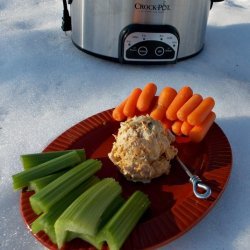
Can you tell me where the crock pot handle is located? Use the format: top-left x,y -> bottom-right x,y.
210,0 -> 224,9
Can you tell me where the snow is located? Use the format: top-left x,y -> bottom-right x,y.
0,0 -> 250,249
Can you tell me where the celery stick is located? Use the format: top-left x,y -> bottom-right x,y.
29,170 -> 67,193
30,159 -> 101,214
12,151 -> 82,190
97,191 -> 150,250
98,195 -> 125,230
66,195 -> 125,249
55,178 -> 122,249
21,149 -> 86,170
31,176 -> 99,243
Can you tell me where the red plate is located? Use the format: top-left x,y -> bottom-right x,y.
20,109 -> 233,250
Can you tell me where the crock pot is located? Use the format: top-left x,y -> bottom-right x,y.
65,0 -> 224,64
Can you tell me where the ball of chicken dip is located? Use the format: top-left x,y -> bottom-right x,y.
108,115 -> 178,183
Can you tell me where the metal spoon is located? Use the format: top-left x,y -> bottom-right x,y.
176,156 -> 212,199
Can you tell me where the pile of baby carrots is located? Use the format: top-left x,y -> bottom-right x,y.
112,83 -> 216,143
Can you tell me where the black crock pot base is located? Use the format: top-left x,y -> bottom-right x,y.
72,40 -> 204,65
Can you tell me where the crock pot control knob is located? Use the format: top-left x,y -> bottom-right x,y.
155,47 -> 165,56
138,46 -> 148,56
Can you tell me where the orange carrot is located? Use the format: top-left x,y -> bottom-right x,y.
189,112 -> 216,143
112,98 -> 127,121
181,121 -> 193,136
150,105 -> 166,120
137,96 -> 158,117
123,88 -> 142,117
158,87 -> 177,108
150,87 -> 177,121
136,83 -> 157,112
172,120 -> 183,136
177,94 -> 203,121
187,97 -> 215,125
166,86 -> 193,121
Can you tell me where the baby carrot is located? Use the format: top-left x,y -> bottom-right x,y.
189,112 -> 216,143
150,87 -> 177,121
112,98 -> 127,121
150,105 -> 166,120
158,87 -> 177,108
177,94 -> 203,121
136,83 -> 157,112
166,86 -> 193,121
172,120 -> 183,136
123,88 -> 142,117
187,97 -> 215,125
181,121 -> 193,136
136,96 -> 158,116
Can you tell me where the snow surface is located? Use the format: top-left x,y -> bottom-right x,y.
0,0 -> 250,249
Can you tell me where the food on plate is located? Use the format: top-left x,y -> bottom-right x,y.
187,97 -> 215,125
55,178 -> 122,248
97,191 -> 150,250
20,149 -> 86,170
53,177 -> 149,250
171,120 -> 183,136
30,159 -> 101,214
150,104 -> 166,121
177,94 -> 203,121
137,82 -> 157,112
12,151 -> 83,190
166,86 -> 193,121
13,150 -> 150,250
108,115 -> 178,182
181,121 -> 194,136
158,86 -> 178,108
150,86 -> 177,120
112,83 -> 216,143
123,88 -> 142,117
30,170 -> 67,192
31,176 -> 99,243
189,111 -> 216,142
112,98 -> 127,121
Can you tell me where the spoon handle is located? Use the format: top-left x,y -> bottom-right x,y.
176,156 -> 212,199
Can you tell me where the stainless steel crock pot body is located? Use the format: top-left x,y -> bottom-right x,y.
70,0 -> 221,63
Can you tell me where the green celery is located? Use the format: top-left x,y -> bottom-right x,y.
12,151 -> 82,190
65,195 -> 125,249
55,178 -> 121,249
29,170 -> 67,193
97,191 -> 150,250
30,159 -> 101,215
98,195 -> 125,230
20,149 -> 86,170
31,176 -> 99,243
